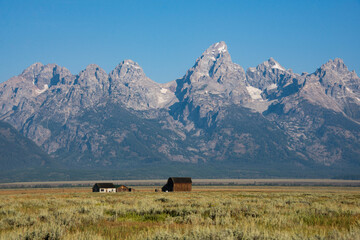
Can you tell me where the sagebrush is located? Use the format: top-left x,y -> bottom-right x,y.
0,187 -> 359,239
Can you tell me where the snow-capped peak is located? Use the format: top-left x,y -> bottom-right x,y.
206,41 -> 228,55
266,58 -> 286,71
112,60 -> 144,75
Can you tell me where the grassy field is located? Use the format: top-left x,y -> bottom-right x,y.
0,186 -> 359,239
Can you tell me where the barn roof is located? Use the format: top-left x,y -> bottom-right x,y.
169,177 -> 192,183
94,183 -> 116,188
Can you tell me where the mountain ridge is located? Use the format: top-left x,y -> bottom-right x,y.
0,41 -> 359,181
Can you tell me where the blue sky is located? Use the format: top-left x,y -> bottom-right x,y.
1,0 -> 359,83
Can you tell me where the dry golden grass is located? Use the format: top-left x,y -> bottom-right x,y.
0,186 -> 359,239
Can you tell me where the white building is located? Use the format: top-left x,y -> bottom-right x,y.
92,183 -> 116,193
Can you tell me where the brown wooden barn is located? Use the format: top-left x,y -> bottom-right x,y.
162,177 -> 192,192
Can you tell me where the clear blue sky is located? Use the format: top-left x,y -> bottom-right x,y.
1,0 -> 359,83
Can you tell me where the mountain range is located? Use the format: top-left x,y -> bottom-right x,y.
1,41 -> 359,182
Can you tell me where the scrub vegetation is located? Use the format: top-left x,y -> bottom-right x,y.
0,187 -> 359,239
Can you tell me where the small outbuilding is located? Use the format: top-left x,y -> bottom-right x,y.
116,185 -> 135,192
162,177 -> 192,192
92,183 -> 116,193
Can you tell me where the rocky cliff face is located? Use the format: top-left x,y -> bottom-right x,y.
109,60 -> 176,110
301,58 -> 360,120
263,58 -> 360,166
170,41 -> 250,130
0,42 -> 359,179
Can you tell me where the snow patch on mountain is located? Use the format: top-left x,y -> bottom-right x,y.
35,84 -> 49,95
156,87 -> 176,107
157,95 -> 166,104
246,86 -> 263,100
267,83 -> 277,90
218,44 -> 227,53
271,62 -> 285,71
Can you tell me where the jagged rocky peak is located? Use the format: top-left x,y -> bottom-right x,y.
179,41 -> 247,91
248,57 -> 286,74
313,58 -> 358,84
320,58 -> 348,73
264,57 -> 286,71
307,58 -> 360,102
20,62 -> 72,89
110,59 -> 145,80
118,59 -> 142,69
314,59 -> 360,83
22,62 -> 71,79
246,58 -> 290,90
202,41 -> 229,59
190,41 -> 238,78
122,59 -> 141,67
21,62 -> 44,77
108,59 -> 176,110
170,41 -> 249,125
84,63 -> 102,71
75,64 -> 109,91
180,41 -> 246,86
78,64 -> 107,81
